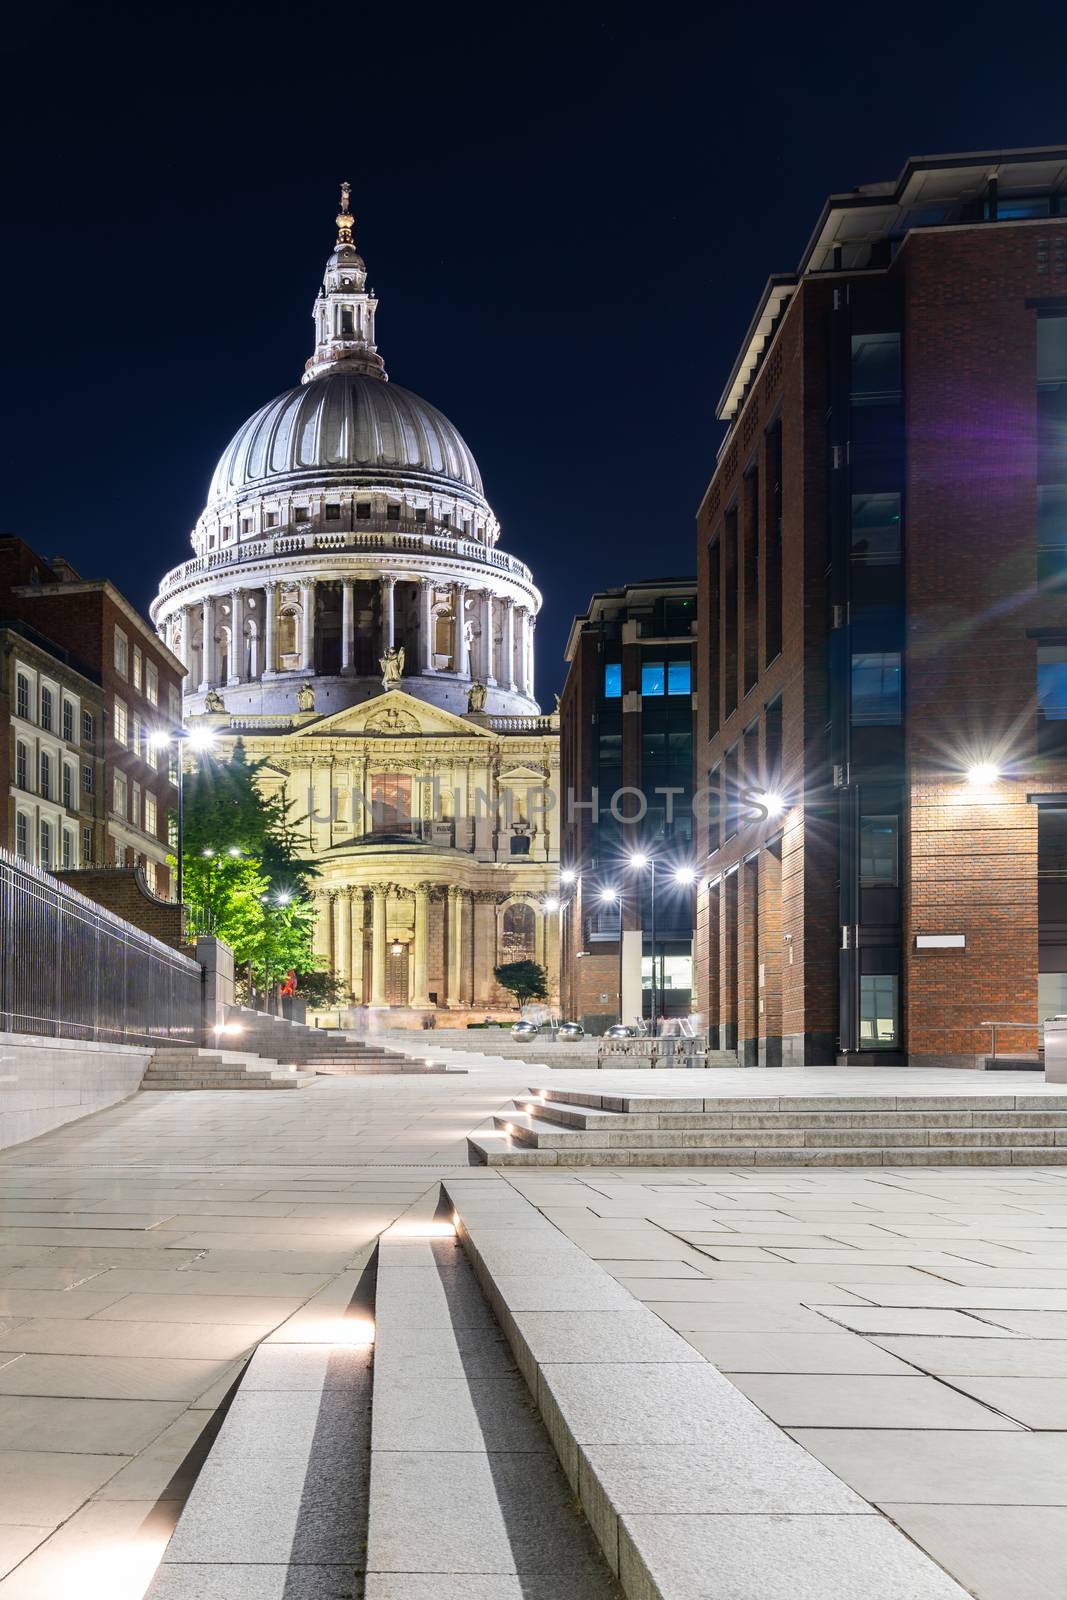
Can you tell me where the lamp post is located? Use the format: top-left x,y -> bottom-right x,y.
149,724 -> 217,905
627,854 -> 698,1036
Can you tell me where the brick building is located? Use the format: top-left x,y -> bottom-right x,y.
696,146 -> 1067,1068
0,539 -> 185,896
559,578 -> 697,1032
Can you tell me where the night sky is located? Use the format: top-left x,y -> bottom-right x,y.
3,0 -> 1066,704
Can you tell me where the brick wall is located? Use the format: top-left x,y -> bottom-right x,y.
54,867 -> 187,949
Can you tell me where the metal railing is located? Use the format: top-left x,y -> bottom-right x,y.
980,1020 -> 1042,1061
0,848 -> 201,1046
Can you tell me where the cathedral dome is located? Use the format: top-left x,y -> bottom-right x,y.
206,372 -> 485,510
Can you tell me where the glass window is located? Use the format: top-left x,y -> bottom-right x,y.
39,820 -> 51,871
415,508 -> 427,524
859,973 -> 899,1046
15,673 -> 30,720
113,698 -> 128,747
61,829 -> 73,869
15,742 -> 28,790
82,709 -> 94,745
860,816 -> 899,886
114,628 -> 128,677
114,771 -> 127,817
82,763 -> 93,795
145,793 -> 157,835
386,504 -> 400,521
131,782 -> 141,829
1038,646 -> 1067,718
641,662 -> 665,697
146,662 -> 159,706
40,686 -> 54,731
851,332 -> 901,403
325,503 -> 340,520
603,663 -> 622,699
1039,316 -> 1067,386
851,652 -> 902,724
62,699 -> 74,742
82,825 -> 93,864
294,507 -> 309,523
168,686 -> 181,723
16,813 -> 29,860
851,492 -> 902,563
62,763 -> 72,809
667,661 -> 691,696
356,502 -> 371,520
133,648 -> 142,691
39,751 -> 51,800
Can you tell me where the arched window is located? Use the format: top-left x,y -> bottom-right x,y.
501,901 -> 535,963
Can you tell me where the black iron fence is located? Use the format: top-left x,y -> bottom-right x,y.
0,848 -> 201,1045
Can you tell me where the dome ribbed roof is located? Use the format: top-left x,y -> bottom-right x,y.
206,372 -> 484,508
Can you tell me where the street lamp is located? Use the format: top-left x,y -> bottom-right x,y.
626,853 -> 699,1035
560,868 -> 578,886
967,761 -> 1001,787
148,724 -> 217,905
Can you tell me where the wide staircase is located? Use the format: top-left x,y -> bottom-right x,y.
141,1047 -> 318,1090
467,1083 -> 1067,1166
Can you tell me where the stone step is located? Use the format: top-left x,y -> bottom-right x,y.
468,1131 -> 1067,1167
531,1087 -> 1067,1114
523,1098 -> 1067,1132
493,1112 -> 1065,1151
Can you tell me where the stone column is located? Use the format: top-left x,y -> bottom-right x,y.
420,579 -> 435,672
263,584 -> 277,675
300,581 -> 315,672
199,596 -> 216,690
370,883 -> 388,1008
332,890 -> 350,1001
412,881 -> 430,1006
522,611 -> 534,696
341,580 -> 354,674
229,590 -> 242,683
381,574 -> 396,653
446,885 -> 464,1008
311,890 -> 331,967
504,600 -> 516,690
545,901 -> 561,1006
455,584 -> 469,676
482,591 -> 496,684
472,893 -> 496,1005
349,888 -> 365,1003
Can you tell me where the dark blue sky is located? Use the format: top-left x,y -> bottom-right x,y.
3,0 -> 1066,702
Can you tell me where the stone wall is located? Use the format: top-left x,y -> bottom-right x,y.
53,866 -> 187,949
0,1031 -> 150,1150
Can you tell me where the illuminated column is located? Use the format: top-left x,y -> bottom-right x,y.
370,883 -> 388,1007
349,888 -> 365,1003
446,885 -> 464,1007
421,579 -> 435,671
263,583 -> 277,675
504,599 -> 516,690
455,584 -> 469,676
381,574 -> 396,653
341,580 -> 354,674
332,889 -> 349,1000
482,591 -> 496,684
545,903 -> 560,1003
229,590 -> 242,683
199,596 -> 217,690
300,581 -> 315,671
412,882 -> 430,1006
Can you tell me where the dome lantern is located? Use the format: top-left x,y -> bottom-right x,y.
303,182 -> 386,384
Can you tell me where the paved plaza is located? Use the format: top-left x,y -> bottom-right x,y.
0,1055 -> 1066,1594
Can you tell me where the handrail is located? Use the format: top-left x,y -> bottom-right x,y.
980,1019 -> 1042,1060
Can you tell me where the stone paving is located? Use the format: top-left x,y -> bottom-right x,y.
0,1055 -> 1065,1596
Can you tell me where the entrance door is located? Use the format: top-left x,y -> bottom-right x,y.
386,945 -> 410,1006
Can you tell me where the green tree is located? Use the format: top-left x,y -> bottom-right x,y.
493,960 -> 549,1008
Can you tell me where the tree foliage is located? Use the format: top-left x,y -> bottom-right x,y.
493,960 -> 549,1007
178,744 -> 324,995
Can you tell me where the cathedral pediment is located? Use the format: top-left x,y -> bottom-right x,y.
291,690 -> 496,741
498,763 -> 549,783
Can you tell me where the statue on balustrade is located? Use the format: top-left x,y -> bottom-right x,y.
467,681 -> 488,713
297,682 -> 316,712
379,645 -> 405,690
204,687 -> 226,713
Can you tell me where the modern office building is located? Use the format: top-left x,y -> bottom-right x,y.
559,579 -> 697,1032
0,538 -> 184,895
696,146 -> 1067,1068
